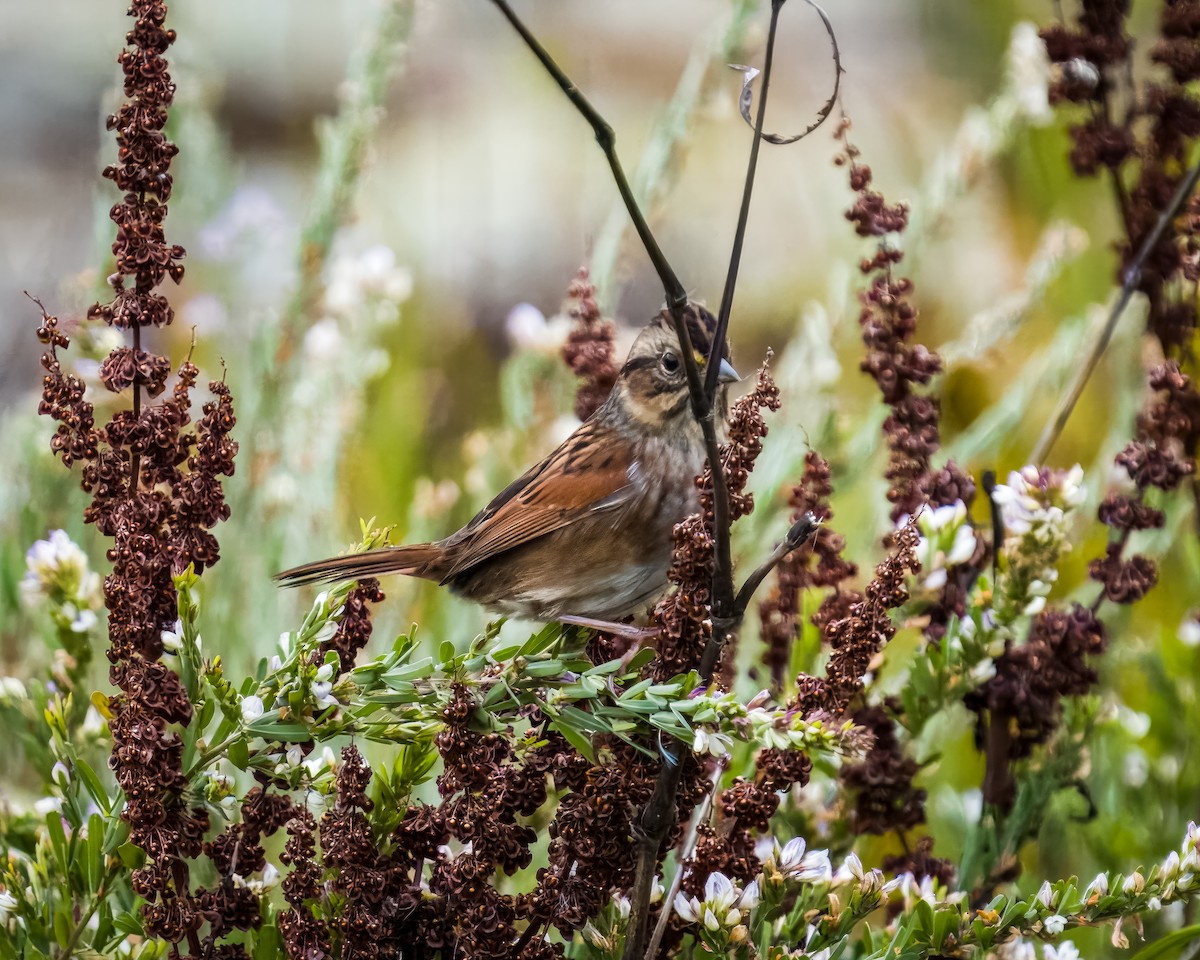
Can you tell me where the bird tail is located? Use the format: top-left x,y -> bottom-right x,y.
274,543 -> 446,588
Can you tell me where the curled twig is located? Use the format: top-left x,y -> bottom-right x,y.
733,0 -> 842,145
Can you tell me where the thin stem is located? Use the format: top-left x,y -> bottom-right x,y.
487,5 -> 793,958
58,864 -> 119,959
644,758 -> 728,960
732,513 -> 820,615
1031,157 -> 1200,463
589,0 -> 759,311
185,733 -> 241,779
705,0 -> 783,401
489,0 -> 688,316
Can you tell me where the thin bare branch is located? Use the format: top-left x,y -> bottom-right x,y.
1032,158 -> 1200,463
645,758 -> 729,960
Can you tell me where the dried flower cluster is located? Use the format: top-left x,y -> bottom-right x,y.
835,119 -> 972,523
1042,2 -> 1200,610
653,351 -> 780,681
757,452 -> 858,691
560,267 -> 619,421
36,1 -> 240,952
322,578 -> 385,673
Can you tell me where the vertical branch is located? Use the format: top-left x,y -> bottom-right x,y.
486,4 -> 794,958
704,0 -> 784,402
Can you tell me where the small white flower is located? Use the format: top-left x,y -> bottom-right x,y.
613,894 -> 631,919
795,849 -> 833,884
81,706 -> 107,736
240,695 -> 264,723
315,663 -> 335,683
70,608 -> 98,633
1084,872 -> 1109,899
739,880 -> 759,911
35,796 -> 63,816
0,890 -> 19,921
692,728 -> 733,758
673,891 -> 701,924
1162,851 -> 1182,880
776,836 -> 807,872
506,303 -> 571,355
1044,914 -> 1067,935
161,621 -> 184,653
1146,897 -> 1162,912
303,746 -> 336,780
312,682 -> 338,710
286,746 -> 303,768
703,872 -> 738,914
1043,942 -> 1080,960
1035,880 -> 1054,909
51,761 -> 70,788
1122,871 -> 1145,895
0,677 -> 28,703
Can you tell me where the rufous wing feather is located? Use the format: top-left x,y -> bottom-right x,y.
441,419 -> 637,578
274,542 -> 446,588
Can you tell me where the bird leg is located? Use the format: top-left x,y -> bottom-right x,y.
557,615 -> 660,642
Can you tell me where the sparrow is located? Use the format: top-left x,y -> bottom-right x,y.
275,303 -> 738,631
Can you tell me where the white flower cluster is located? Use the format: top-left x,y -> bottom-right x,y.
21,530 -> 103,633
687,688 -> 866,760
988,464 -> 1084,624
674,871 -> 759,938
239,592 -> 348,754
911,501 -> 977,594
325,245 -> 413,318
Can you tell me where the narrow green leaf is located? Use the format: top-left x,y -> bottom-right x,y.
75,758 -> 112,816
1127,925 -> 1200,960
553,720 -> 595,764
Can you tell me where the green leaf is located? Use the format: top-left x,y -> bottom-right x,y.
255,922 -> 284,960
85,813 -> 105,891
552,719 -> 596,764
522,658 -> 566,678
246,718 -> 313,742
46,808 -> 69,874
75,758 -> 112,816
382,658 -> 434,685
560,706 -> 612,733
229,737 -> 250,770
113,911 -> 145,937
1127,925 -> 1200,960
103,815 -> 130,855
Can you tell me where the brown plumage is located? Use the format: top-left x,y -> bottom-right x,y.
275,304 -> 737,623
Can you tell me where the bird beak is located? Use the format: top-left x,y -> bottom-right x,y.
717,358 -> 740,384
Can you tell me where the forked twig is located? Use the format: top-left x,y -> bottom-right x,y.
1031,158 -> 1200,463
487,2 -> 817,957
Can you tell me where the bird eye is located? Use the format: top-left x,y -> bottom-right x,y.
660,351 -> 680,374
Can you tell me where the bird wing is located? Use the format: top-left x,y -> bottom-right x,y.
441,418 -> 638,580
